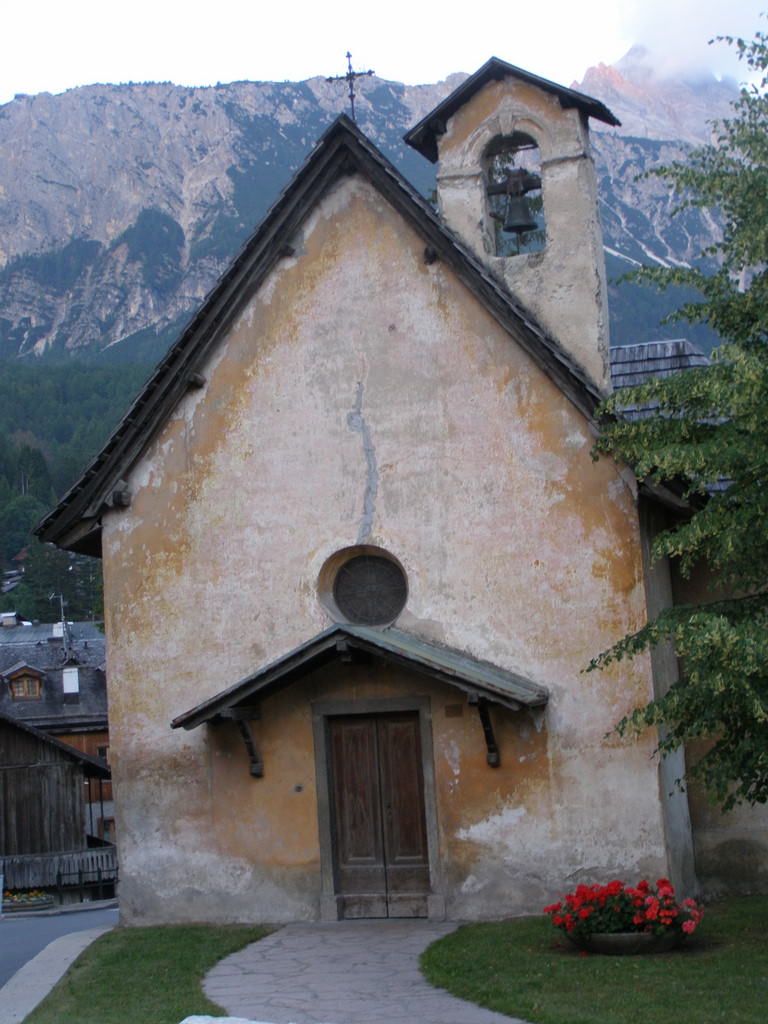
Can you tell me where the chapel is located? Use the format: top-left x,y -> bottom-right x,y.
37,59 -> 766,923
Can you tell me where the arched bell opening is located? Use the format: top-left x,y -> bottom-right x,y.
483,132 -> 545,258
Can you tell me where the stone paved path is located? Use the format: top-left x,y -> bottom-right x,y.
203,920 -> 530,1024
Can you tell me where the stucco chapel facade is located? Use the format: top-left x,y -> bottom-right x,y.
39,60 -> 750,924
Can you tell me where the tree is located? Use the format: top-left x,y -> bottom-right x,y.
0,540 -> 103,622
16,444 -> 55,504
590,28 -> 768,809
0,494 -> 48,562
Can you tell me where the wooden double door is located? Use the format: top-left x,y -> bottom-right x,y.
328,711 -> 430,918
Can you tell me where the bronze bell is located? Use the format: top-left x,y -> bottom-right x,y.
503,194 -> 538,235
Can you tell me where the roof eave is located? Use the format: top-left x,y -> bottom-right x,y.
405,57 -> 620,163
36,121 -> 364,552
37,114 -> 602,554
171,625 -> 548,731
0,710 -> 111,777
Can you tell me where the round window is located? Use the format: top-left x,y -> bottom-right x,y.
332,554 -> 407,625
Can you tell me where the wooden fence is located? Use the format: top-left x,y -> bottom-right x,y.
2,845 -> 117,895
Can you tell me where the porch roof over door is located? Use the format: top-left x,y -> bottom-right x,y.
171,624 -> 548,730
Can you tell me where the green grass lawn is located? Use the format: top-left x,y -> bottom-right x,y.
420,897 -> 768,1024
24,924 -> 268,1024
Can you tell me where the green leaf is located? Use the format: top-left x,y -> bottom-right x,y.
592,26 -> 768,809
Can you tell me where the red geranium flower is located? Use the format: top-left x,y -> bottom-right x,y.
543,878 -> 703,942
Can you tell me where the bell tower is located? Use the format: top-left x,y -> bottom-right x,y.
405,59 -> 619,392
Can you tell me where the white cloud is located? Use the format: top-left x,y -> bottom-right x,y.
2,0 -> 764,106
619,0 -> 765,80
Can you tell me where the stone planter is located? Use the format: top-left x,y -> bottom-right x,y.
568,930 -> 684,955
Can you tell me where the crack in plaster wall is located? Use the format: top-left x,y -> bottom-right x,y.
346,380 -> 378,544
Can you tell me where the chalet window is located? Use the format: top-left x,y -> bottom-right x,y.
9,675 -> 42,699
484,133 -> 545,258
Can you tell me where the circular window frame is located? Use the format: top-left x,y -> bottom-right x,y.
318,546 -> 408,627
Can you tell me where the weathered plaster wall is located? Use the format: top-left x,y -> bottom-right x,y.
102,174 -> 666,923
434,78 -> 610,391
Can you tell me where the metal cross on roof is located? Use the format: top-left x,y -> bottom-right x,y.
326,51 -> 374,123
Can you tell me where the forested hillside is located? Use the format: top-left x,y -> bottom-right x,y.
0,361 -> 150,619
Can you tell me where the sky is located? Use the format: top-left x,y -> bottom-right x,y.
2,0 -> 764,107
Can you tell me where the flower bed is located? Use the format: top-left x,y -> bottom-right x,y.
2,888 -> 54,912
544,878 -> 704,950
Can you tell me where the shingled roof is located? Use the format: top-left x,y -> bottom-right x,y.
610,339 -> 711,419
405,57 -> 620,162
36,113 -> 604,558
0,621 -> 107,733
610,339 -> 716,510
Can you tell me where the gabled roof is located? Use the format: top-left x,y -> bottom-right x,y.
405,57 -> 620,162
36,114 -> 603,557
0,709 -> 111,778
2,661 -> 45,679
0,622 -> 108,731
172,624 -> 548,730
0,663 -> 108,731
0,634 -> 107,733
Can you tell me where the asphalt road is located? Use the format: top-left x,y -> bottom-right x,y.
0,905 -> 119,987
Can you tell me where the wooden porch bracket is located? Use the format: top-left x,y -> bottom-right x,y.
210,706 -> 264,777
468,694 -> 500,767
478,702 -> 500,767
236,719 -> 264,778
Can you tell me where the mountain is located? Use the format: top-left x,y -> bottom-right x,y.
0,55 -> 738,363
0,53 -> 742,611
582,45 -> 739,146
577,47 -> 736,350
0,76 -> 465,363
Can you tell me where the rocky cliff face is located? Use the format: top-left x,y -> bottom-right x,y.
581,48 -> 736,348
0,76 -> 462,360
582,46 -> 739,146
0,56 -> 737,361
585,45 -> 734,270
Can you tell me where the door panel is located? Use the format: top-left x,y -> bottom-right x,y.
330,717 -> 385,899
378,714 -> 430,894
329,712 -> 430,918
